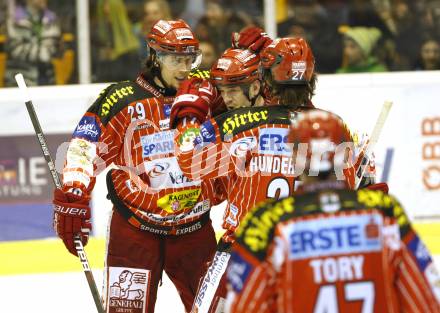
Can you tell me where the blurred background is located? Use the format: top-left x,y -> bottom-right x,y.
1,0 -> 440,312
1,0 -> 440,87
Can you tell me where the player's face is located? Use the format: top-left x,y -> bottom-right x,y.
159,54 -> 194,89
217,85 -> 251,110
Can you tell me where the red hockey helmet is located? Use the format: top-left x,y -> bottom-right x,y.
147,19 -> 200,55
261,37 -> 315,84
210,48 -> 260,85
289,109 -> 352,174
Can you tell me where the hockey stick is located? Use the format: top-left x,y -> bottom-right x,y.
354,100 -> 393,190
191,242 -> 231,313
15,73 -> 105,313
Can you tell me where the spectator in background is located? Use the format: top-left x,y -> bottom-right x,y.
198,40 -> 217,70
337,26 -> 387,73
4,0 -> 61,86
94,0 -> 139,82
414,36 -> 440,70
278,1 -> 343,73
195,1 -> 251,56
133,0 -> 172,61
422,0 -> 440,39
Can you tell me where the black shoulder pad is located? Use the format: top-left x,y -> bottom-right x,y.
214,106 -> 291,140
87,81 -> 145,125
236,197 -> 295,260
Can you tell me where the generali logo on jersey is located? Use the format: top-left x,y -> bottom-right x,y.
107,267 -> 151,313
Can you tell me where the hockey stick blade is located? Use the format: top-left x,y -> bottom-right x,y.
354,100 -> 393,190
14,73 -> 105,313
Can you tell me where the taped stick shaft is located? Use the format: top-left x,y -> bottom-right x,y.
15,73 -> 105,313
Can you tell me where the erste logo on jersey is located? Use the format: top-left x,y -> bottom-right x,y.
229,137 -> 257,157
141,130 -> 174,157
73,116 -> 101,142
259,128 -> 290,156
282,213 -> 383,260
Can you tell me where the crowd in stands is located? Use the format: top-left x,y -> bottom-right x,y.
0,0 -> 439,86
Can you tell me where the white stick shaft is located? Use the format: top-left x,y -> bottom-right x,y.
15,73 -> 31,102
354,100 -> 393,189
364,100 -> 393,157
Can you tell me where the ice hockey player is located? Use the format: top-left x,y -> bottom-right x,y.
51,19 -> 222,313
225,109 -> 440,313
169,36 -> 319,312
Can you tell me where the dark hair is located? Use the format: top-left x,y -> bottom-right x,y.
264,70 -> 317,109
141,49 -> 161,81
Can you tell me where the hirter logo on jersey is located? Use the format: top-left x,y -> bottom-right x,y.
283,213 -> 383,260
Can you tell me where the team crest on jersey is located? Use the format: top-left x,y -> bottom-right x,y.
106,267 -> 150,313
178,127 -> 201,151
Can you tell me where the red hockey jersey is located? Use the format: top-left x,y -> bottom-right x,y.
63,74 -> 219,233
226,187 -> 440,313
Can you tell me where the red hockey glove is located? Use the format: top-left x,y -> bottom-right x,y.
53,188 -> 91,257
231,26 -> 273,53
170,78 -> 219,128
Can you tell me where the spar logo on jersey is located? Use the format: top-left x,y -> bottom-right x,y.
227,252 -> 252,293
141,130 -> 174,157
200,120 -> 216,143
73,116 -> 101,142
259,128 -> 291,156
107,267 -> 150,313
229,137 -> 257,157
283,213 -> 383,260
